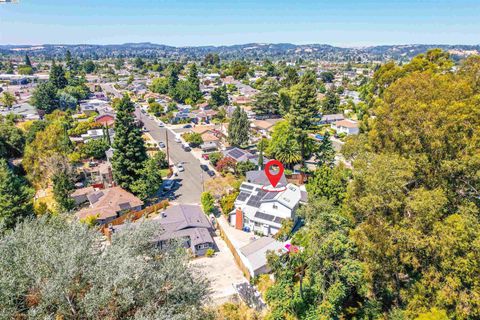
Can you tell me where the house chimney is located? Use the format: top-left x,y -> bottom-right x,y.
235,208 -> 243,230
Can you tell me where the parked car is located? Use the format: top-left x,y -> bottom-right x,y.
158,141 -> 166,148
158,121 -> 164,127
182,143 -> 191,151
175,136 -> 181,143
183,124 -> 192,128
200,164 -> 209,172
207,170 -> 215,177
201,153 -> 209,160
162,180 -> 176,191
177,163 -> 185,172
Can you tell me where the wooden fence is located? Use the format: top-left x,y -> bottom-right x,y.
216,217 -> 252,280
100,200 -> 169,238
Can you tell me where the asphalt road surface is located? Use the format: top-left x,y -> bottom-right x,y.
135,107 -> 209,204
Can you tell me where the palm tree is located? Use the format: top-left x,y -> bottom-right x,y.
0,92 -> 16,110
275,143 -> 302,169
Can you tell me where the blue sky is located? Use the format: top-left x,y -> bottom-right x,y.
1,0 -> 479,46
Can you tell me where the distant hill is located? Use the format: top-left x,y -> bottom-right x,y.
1,42 -> 479,62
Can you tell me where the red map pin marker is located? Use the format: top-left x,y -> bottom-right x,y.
264,160 -> 284,188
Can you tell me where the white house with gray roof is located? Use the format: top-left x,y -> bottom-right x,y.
230,173 -> 302,236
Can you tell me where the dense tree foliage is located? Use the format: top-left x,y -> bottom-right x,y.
210,85 -> 229,107
111,96 -> 148,192
288,71 -> 319,168
31,81 -> 59,113
0,116 -> 25,160
228,106 -> 249,147
265,50 -> 480,319
0,160 -> 33,233
0,216 -> 210,319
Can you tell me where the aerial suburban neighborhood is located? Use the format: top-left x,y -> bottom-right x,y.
1,1 -> 480,319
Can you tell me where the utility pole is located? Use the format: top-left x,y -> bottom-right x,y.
165,129 -> 171,167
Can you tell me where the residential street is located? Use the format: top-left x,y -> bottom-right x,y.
135,107 -> 209,204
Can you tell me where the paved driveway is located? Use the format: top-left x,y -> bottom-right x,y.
191,234 -> 247,305
135,108 -> 210,204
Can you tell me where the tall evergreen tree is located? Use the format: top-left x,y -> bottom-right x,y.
187,63 -> 202,102
49,61 -> 68,89
65,50 -> 73,71
52,171 -> 75,212
24,54 -> 32,67
228,106 -> 250,147
0,160 -> 33,232
289,70 -> 319,168
111,96 -> 148,192
315,131 -> 335,167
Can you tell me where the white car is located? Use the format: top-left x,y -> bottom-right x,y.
175,136 -> 181,143
158,121 -> 165,127
177,163 -> 185,172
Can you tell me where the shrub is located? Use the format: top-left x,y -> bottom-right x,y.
201,192 -> 215,214
205,248 -> 215,257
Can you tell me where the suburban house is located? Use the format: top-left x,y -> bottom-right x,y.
251,119 -> 282,136
331,119 -> 360,135
154,204 -> 215,256
75,186 -> 144,225
222,147 -> 262,166
80,161 -> 114,188
94,113 -> 115,126
319,113 -> 345,124
190,109 -> 218,124
230,179 -> 302,236
238,236 -> 285,278
80,128 -> 114,142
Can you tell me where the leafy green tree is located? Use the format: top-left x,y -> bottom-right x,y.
17,66 -> 34,75
263,59 -> 278,77
306,163 -> 350,206
288,71 -> 319,168
150,77 -> 169,94
49,61 -> 68,89
130,154 -> 164,201
0,92 -> 16,109
315,131 -> 335,167
0,159 -> 33,233
228,60 -> 250,79
25,120 -> 48,144
183,132 -> 203,148
82,138 -> 110,159
133,57 -> 145,69
228,106 -> 249,147
187,63 -> 202,102
236,160 -> 256,177
0,117 -> 25,160
111,96 -> 148,192
267,120 -> 301,168
321,88 -> 340,114
210,85 -> 229,107
319,71 -> 335,83
52,170 -> 75,212
220,191 -> 238,215
253,79 -> 280,116
0,216 -> 210,319
282,66 -> 299,88
209,151 -> 223,167
83,60 -> 96,73
31,81 -> 58,113
201,191 -> 215,214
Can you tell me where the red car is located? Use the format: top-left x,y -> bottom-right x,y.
201,153 -> 210,160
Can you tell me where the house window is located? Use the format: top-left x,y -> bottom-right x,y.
197,243 -> 211,250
